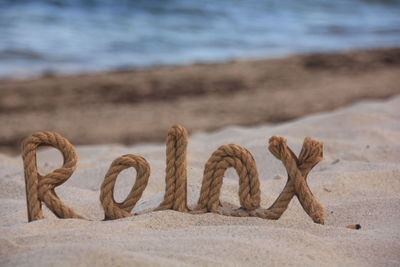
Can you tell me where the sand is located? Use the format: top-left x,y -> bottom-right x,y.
1,47 -> 400,155
1,95 -> 400,266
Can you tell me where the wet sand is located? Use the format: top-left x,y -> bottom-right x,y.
1,47 -> 400,154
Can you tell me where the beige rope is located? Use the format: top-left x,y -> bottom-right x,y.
22,125 -> 325,224
195,144 -> 261,213
100,154 -> 150,220
22,131 -> 83,221
156,125 -> 189,212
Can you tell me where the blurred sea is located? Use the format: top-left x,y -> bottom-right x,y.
1,0 -> 400,78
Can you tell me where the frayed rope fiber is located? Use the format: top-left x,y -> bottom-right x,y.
22,125 -> 325,224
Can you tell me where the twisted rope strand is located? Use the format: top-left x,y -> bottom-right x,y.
194,144 -> 261,214
266,136 -> 324,224
22,125 -> 325,224
22,131 -> 82,221
100,154 -> 150,220
156,125 -> 189,212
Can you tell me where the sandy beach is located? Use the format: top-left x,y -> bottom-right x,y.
1,95 -> 400,266
1,48 -> 400,155
2,1 -> 400,265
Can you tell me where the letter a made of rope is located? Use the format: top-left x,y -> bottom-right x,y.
22,125 -> 325,224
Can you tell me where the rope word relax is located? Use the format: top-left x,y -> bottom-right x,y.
22,125 -> 325,224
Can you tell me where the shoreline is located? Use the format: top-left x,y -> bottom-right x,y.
1,47 -> 400,155
3,46 -> 398,81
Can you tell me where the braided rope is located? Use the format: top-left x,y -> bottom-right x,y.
22,125 -> 325,224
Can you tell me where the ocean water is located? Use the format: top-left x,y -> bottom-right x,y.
0,0 -> 400,77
